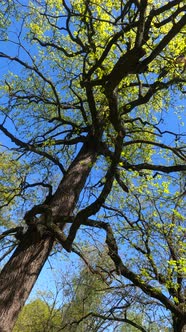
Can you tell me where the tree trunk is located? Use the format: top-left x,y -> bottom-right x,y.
173,316 -> 186,332
0,135 -> 98,332
0,235 -> 54,332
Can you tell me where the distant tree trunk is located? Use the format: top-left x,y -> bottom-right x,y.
0,135 -> 98,332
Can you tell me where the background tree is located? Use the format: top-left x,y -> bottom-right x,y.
0,0 -> 185,331
13,299 -> 61,332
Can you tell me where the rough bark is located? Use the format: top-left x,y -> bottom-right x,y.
0,134 -> 98,332
0,235 -> 54,332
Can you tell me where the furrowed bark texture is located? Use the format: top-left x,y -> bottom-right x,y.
0,236 -> 54,332
0,135 -> 98,332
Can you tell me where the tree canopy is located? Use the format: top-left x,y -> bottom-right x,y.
0,1 -> 185,331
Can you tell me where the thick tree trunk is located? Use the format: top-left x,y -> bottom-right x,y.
0,235 -> 54,332
0,135 -> 98,332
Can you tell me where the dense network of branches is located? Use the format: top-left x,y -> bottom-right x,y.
0,1 -> 185,331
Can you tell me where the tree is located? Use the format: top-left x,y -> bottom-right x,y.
13,299 -> 61,332
60,249 -> 160,332
0,0 -> 185,331
59,249 -> 113,332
